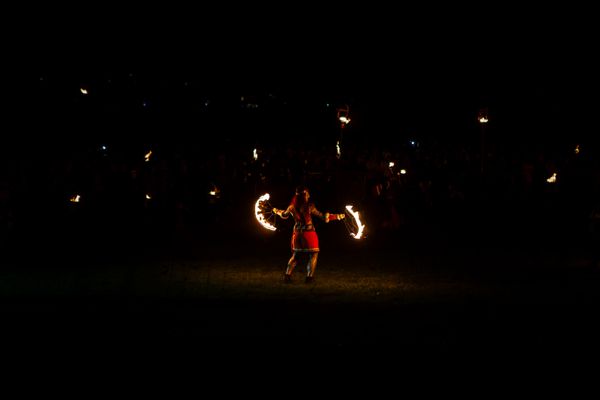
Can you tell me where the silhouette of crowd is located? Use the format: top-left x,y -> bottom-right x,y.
1,129 -> 599,259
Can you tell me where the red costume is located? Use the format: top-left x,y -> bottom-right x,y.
280,202 -> 342,252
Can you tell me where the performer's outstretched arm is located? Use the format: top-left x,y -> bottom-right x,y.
272,205 -> 292,219
311,205 -> 345,223
325,212 -> 346,222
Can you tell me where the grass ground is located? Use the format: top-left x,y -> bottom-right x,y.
2,218 -> 600,362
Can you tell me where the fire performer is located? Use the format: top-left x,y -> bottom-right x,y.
271,186 -> 345,283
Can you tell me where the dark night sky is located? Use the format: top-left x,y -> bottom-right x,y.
8,4 -> 599,152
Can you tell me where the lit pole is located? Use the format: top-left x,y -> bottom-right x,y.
336,104 -> 351,159
478,107 -> 489,176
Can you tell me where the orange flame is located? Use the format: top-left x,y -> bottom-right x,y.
255,193 -> 276,231
345,205 -> 365,239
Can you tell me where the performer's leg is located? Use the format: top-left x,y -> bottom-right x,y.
306,253 -> 318,278
285,252 -> 298,276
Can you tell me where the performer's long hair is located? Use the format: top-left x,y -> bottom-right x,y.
291,185 -> 311,223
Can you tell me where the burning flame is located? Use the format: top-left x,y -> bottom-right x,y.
253,148 -> 258,161
575,144 -> 580,155
336,141 -> 341,159
339,116 -> 351,125
209,185 -> 220,197
400,169 -> 407,175
478,116 -> 488,124
70,194 -> 81,203
388,162 -> 395,168
144,150 -> 152,162
255,193 -> 276,231
546,172 -> 557,183
80,88 -> 88,95
145,194 -> 151,200
345,205 -> 365,239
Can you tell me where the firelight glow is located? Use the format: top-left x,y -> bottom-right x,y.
255,193 -> 277,231
546,172 -> 557,183
345,205 -> 365,239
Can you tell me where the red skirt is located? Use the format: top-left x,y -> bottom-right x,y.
291,231 -> 319,252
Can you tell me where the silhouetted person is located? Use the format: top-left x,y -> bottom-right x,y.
589,202 -> 600,267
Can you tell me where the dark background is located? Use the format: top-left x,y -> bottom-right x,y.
2,7 -> 600,374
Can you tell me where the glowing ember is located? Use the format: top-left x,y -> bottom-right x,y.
255,193 -> 276,231
70,194 -> 81,203
345,205 -> 365,239
144,150 -> 152,162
